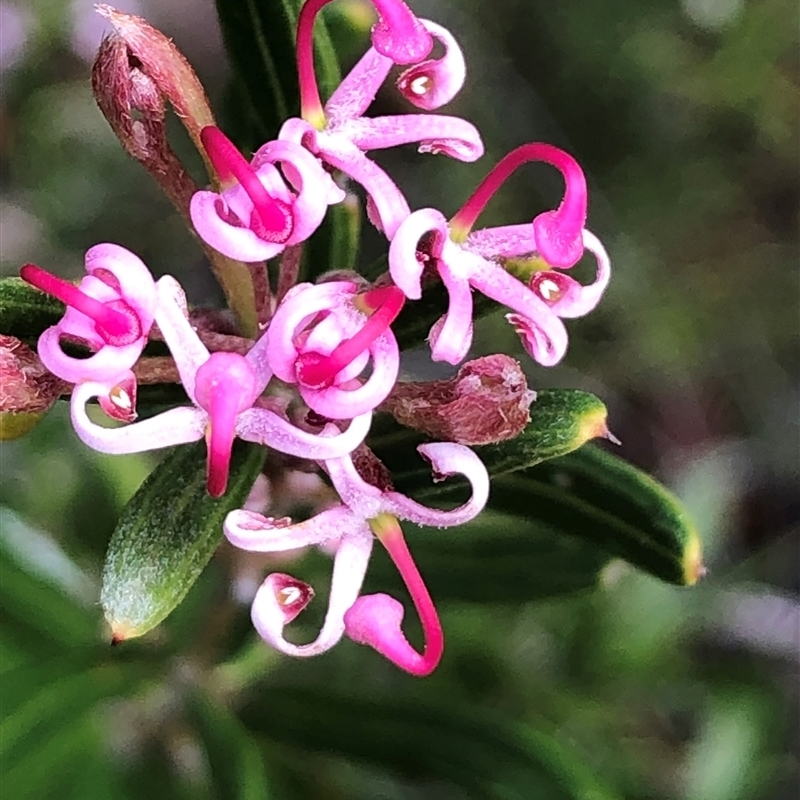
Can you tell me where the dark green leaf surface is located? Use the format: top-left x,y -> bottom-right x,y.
215,0 -> 340,145
187,691 -> 271,800
241,685 -> 621,800
0,277 -> 64,344
491,445 -> 704,586
101,441 -> 266,640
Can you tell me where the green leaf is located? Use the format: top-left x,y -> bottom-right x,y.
240,685 -> 621,800
186,691 -> 271,800
477,390 -> 611,475
0,532 -> 98,656
215,0 -> 340,145
491,445 -> 704,586
1,659 -> 152,786
101,440 -> 266,641
0,277 -> 63,345
365,510 -> 611,603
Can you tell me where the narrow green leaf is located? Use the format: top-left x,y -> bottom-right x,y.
0,540 -> 98,656
186,691 -> 271,800
477,390 -> 611,475
0,277 -> 63,345
215,0 -> 340,145
1,660 -> 152,773
240,686 -> 621,800
101,441 -> 266,641
3,716 -> 103,799
365,510 -> 610,603
491,445 -> 704,586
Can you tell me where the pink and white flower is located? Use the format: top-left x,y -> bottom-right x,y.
20,244 -> 156,385
224,439 -> 489,674
190,126 -> 342,263
265,279 -> 404,418
388,143 -> 611,365
284,1 -> 483,238
70,276 -> 371,497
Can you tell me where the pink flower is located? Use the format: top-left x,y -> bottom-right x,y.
265,280 -> 404,418
20,244 -> 156,384
189,126 -> 342,262
223,439 -> 489,673
70,276 -> 371,496
388,143 -> 611,365
284,2 -> 483,238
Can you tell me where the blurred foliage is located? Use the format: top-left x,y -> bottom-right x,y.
0,0 -> 797,798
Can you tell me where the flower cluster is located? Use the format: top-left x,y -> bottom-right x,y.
20,0 -> 610,676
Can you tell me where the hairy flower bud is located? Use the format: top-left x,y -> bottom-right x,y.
94,5 -> 215,161
92,32 -> 198,220
0,335 -> 63,440
382,354 -> 536,445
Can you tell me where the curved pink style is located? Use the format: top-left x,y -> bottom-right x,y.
21,244 -> 156,385
265,280 -> 402,419
296,0 -> 432,126
344,516 -> 443,676
388,150 -> 610,367
190,127 -> 335,262
281,15 -> 481,239
450,143 -> 588,269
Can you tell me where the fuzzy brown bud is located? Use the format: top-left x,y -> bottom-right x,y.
382,354 -> 536,446
92,31 -> 199,220
94,5 -> 215,162
0,335 -> 63,439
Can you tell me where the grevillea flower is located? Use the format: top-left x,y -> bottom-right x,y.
265,279 -> 404,418
189,126 -> 343,262
70,276 -> 372,496
20,244 -> 156,384
282,0 -> 483,238
388,143 -> 611,365
223,439 -> 489,674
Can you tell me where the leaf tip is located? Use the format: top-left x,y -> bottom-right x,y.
577,403 -> 614,448
682,533 -> 706,586
107,618 -> 140,644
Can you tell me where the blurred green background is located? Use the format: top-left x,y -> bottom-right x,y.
0,0 -> 797,798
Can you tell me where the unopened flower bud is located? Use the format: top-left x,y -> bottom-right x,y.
382,354 -> 536,445
94,5 -> 215,160
92,31 -> 198,220
0,335 -> 63,439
